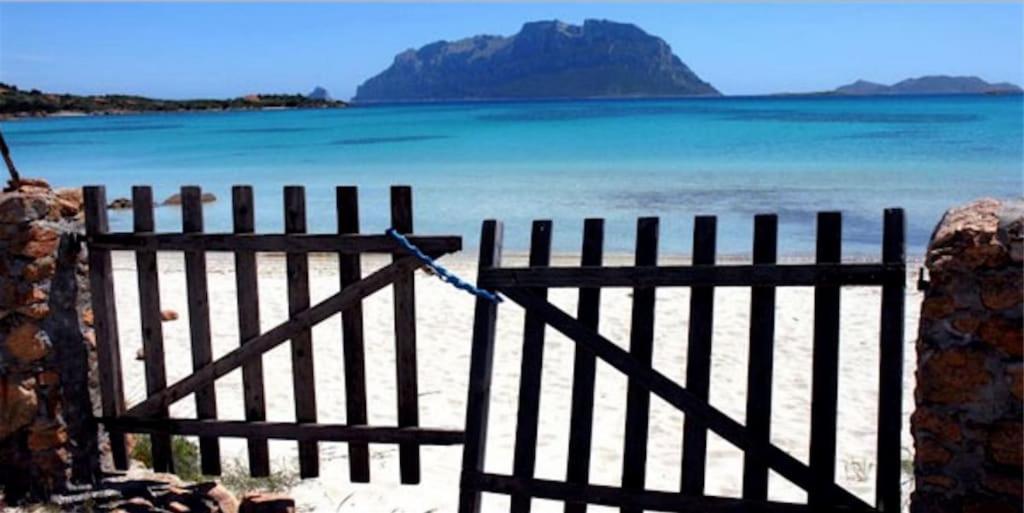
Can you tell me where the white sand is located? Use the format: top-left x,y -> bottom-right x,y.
109,251 -> 921,512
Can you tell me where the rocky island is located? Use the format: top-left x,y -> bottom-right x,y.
0,83 -> 346,119
826,75 -> 1022,96
354,19 -> 719,102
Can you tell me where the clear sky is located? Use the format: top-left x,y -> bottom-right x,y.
1,2 -> 1022,100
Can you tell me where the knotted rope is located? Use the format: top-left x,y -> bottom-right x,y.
386,228 -> 502,304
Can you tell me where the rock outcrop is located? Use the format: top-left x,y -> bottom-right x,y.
354,19 -> 719,101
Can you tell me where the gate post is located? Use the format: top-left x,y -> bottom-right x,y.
0,178 -> 100,503
913,198 -> 1023,513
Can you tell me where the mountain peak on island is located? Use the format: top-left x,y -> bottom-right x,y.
307,86 -> 332,101
353,19 -> 719,102
832,75 -> 1022,95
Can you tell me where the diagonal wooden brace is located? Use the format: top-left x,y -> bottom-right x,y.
127,255 -> 426,417
498,288 -> 873,512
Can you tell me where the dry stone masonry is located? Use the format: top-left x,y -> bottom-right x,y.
0,177 -> 99,502
913,198 -> 1024,513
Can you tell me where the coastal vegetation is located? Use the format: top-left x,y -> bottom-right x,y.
0,83 -> 346,119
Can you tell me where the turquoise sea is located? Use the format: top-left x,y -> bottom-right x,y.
3,95 -> 1021,257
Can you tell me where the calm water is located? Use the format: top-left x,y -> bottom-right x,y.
4,96 -> 1021,257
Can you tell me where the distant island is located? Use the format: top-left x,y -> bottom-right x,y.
0,84 -> 346,119
812,75 -> 1022,96
354,19 -> 719,102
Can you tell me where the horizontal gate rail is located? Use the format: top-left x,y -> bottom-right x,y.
87,232 -> 461,254
464,472 -> 863,513
100,417 -> 465,445
478,262 -> 902,288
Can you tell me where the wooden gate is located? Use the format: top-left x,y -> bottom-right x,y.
83,184 -> 463,482
459,210 -> 906,513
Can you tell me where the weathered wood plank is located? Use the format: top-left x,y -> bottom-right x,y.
809,212 -> 842,508
87,232 -> 462,254
83,186 -> 128,470
284,186 -> 319,478
565,218 -> 604,513
232,186 -> 270,477
181,186 -> 220,475
511,220 -> 554,513
681,216 -> 717,495
132,186 -> 172,473
337,186 -> 370,483
742,214 -> 779,500
458,220 -> 505,513
621,217 -> 659,513
465,472 -> 858,513
99,417 -> 464,445
127,255 -> 426,417
496,288 -> 872,511
390,185 -> 420,484
478,263 -> 901,289
875,209 -> 906,512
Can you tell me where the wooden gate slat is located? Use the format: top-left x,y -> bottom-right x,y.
622,217 -> 659,513
565,219 -> 604,513
742,214 -> 779,500
284,186 -> 319,478
232,186 -> 270,477
496,288 -> 872,511
181,186 -> 221,475
83,186 -> 128,470
337,186 -> 371,483
132,186 -> 173,473
809,212 -> 842,507
390,185 -> 421,484
875,209 -> 905,512
458,220 -> 505,513
681,216 -> 717,495
127,254 -> 427,417
511,220 -> 554,513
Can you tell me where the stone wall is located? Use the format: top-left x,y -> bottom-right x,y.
913,198 -> 1023,512
0,178 -> 99,502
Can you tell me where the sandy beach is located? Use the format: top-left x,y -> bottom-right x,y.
108,250 -> 922,512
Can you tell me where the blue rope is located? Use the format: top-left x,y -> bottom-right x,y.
386,228 -> 503,304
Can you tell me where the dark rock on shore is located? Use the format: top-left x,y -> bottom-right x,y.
355,19 -> 719,101
163,192 -> 216,206
107,197 -> 132,210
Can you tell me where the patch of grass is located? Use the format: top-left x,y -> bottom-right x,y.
131,435 -> 298,495
130,435 -> 202,482
216,459 -> 299,495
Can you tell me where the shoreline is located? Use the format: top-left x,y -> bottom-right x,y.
0,104 -> 348,122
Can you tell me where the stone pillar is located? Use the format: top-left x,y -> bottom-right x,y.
0,178 -> 99,502
913,198 -> 1023,513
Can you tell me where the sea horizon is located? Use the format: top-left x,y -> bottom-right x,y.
4,94 -> 1021,258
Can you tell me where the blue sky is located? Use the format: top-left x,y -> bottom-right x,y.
1,3 -> 1022,99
